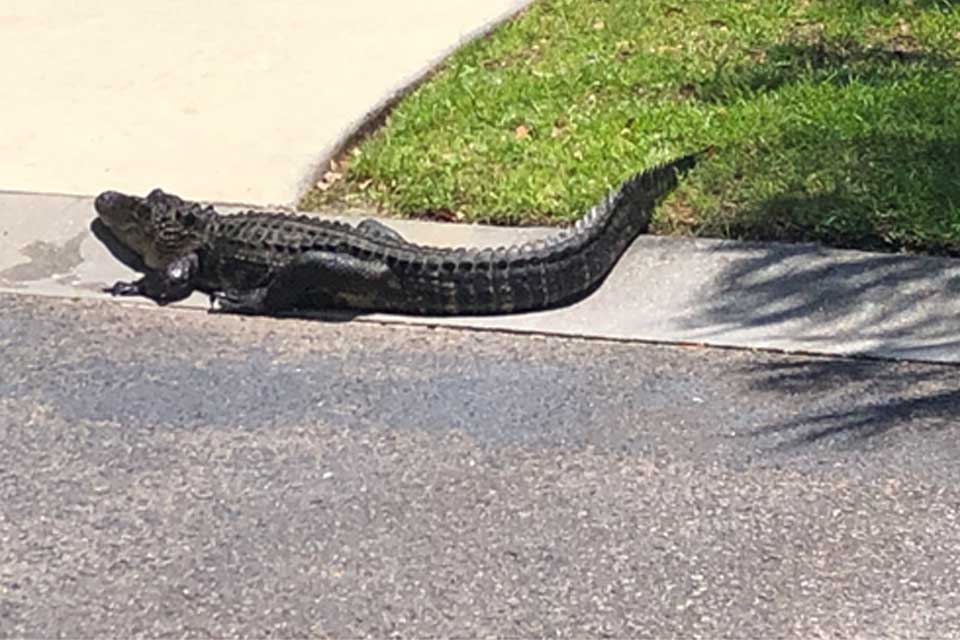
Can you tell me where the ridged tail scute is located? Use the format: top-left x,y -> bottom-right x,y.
542,149 -> 706,302
632,150 -> 700,204
568,151 -> 707,249
583,150 -> 703,236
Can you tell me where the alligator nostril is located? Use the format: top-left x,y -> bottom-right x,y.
94,191 -> 137,215
95,191 -> 118,213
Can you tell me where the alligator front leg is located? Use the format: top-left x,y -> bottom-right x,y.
212,250 -> 393,315
356,219 -> 412,245
104,254 -> 198,305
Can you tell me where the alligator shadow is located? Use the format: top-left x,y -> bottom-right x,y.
209,307 -> 363,323
90,219 -> 147,273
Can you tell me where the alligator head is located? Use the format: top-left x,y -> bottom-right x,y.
94,188 -> 214,269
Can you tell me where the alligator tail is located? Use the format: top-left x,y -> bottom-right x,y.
532,147 -> 711,309
572,147 -> 710,243
393,148 -> 710,315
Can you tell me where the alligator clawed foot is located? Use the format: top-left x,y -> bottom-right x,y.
209,291 -> 242,313
103,280 -> 142,297
210,289 -> 268,315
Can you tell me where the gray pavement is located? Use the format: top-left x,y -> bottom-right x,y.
2,293 -> 959,638
3,191 -> 960,363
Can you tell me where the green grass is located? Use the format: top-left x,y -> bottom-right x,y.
299,0 -> 960,255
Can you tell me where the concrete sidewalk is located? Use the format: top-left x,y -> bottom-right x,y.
0,0 -> 529,205
3,191 -> 960,364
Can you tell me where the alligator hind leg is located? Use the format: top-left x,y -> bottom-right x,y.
212,250 -> 392,315
356,219 -> 411,245
213,282 -> 337,315
211,286 -> 274,314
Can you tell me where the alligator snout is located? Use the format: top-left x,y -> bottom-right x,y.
94,191 -> 138,216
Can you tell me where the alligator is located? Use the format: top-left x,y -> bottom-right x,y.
94,151 -> 703,316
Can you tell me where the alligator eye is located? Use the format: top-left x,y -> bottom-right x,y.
181,212 -> 197,227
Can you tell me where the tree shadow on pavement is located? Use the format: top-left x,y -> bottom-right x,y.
737,357 -> 960,446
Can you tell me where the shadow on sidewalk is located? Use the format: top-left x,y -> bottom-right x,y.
680,238 -> 960,360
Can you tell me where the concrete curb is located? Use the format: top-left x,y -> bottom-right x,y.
3,190 -> 960,365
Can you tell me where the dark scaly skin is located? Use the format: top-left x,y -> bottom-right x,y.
94,152 -> 703,316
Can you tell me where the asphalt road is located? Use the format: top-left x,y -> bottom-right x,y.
2,293 -> 959,639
